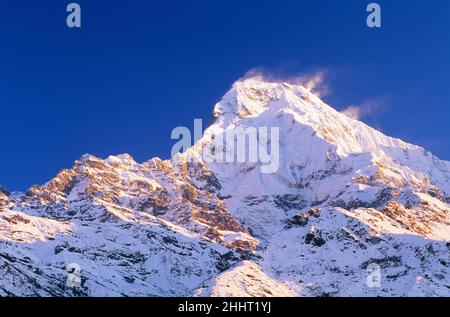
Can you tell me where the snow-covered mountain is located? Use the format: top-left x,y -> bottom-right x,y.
1,79 -> 449,296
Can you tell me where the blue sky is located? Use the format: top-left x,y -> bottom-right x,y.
1,0 -> 449,191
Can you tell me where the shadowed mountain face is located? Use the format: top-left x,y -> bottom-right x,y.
1,79 -> 449,296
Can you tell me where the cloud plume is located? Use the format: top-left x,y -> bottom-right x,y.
340,96 -> 389,120
239,68 -> 331,98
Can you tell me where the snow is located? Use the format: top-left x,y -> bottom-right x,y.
1,78 -> 449,296
195,261 -> 299,297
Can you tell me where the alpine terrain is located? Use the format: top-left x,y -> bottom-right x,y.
1,79 -> 449,296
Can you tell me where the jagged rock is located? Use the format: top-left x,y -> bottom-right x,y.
285,208 -> 321,228
304,227 -> 326,247
273,194 -> 307,211
0,190 -> 9,211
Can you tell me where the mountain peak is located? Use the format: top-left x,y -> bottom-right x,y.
105,153 -> 137,165
210,79 -> 412,158
198,78 -> 450,211
213,79 -> 321,121
79,153 -> 99,163
76,153 -> 137,168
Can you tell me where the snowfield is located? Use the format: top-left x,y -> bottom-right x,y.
0,79 -> 449,296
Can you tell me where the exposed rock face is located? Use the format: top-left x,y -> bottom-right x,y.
0,191 -> 8,210
20,154 -> 254,248
1,79 -> 449,296
0,186 -> 9,211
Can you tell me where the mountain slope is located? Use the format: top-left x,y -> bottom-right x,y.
1,79 -> 449,296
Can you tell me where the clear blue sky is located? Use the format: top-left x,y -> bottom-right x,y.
1,0 -> 449,191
